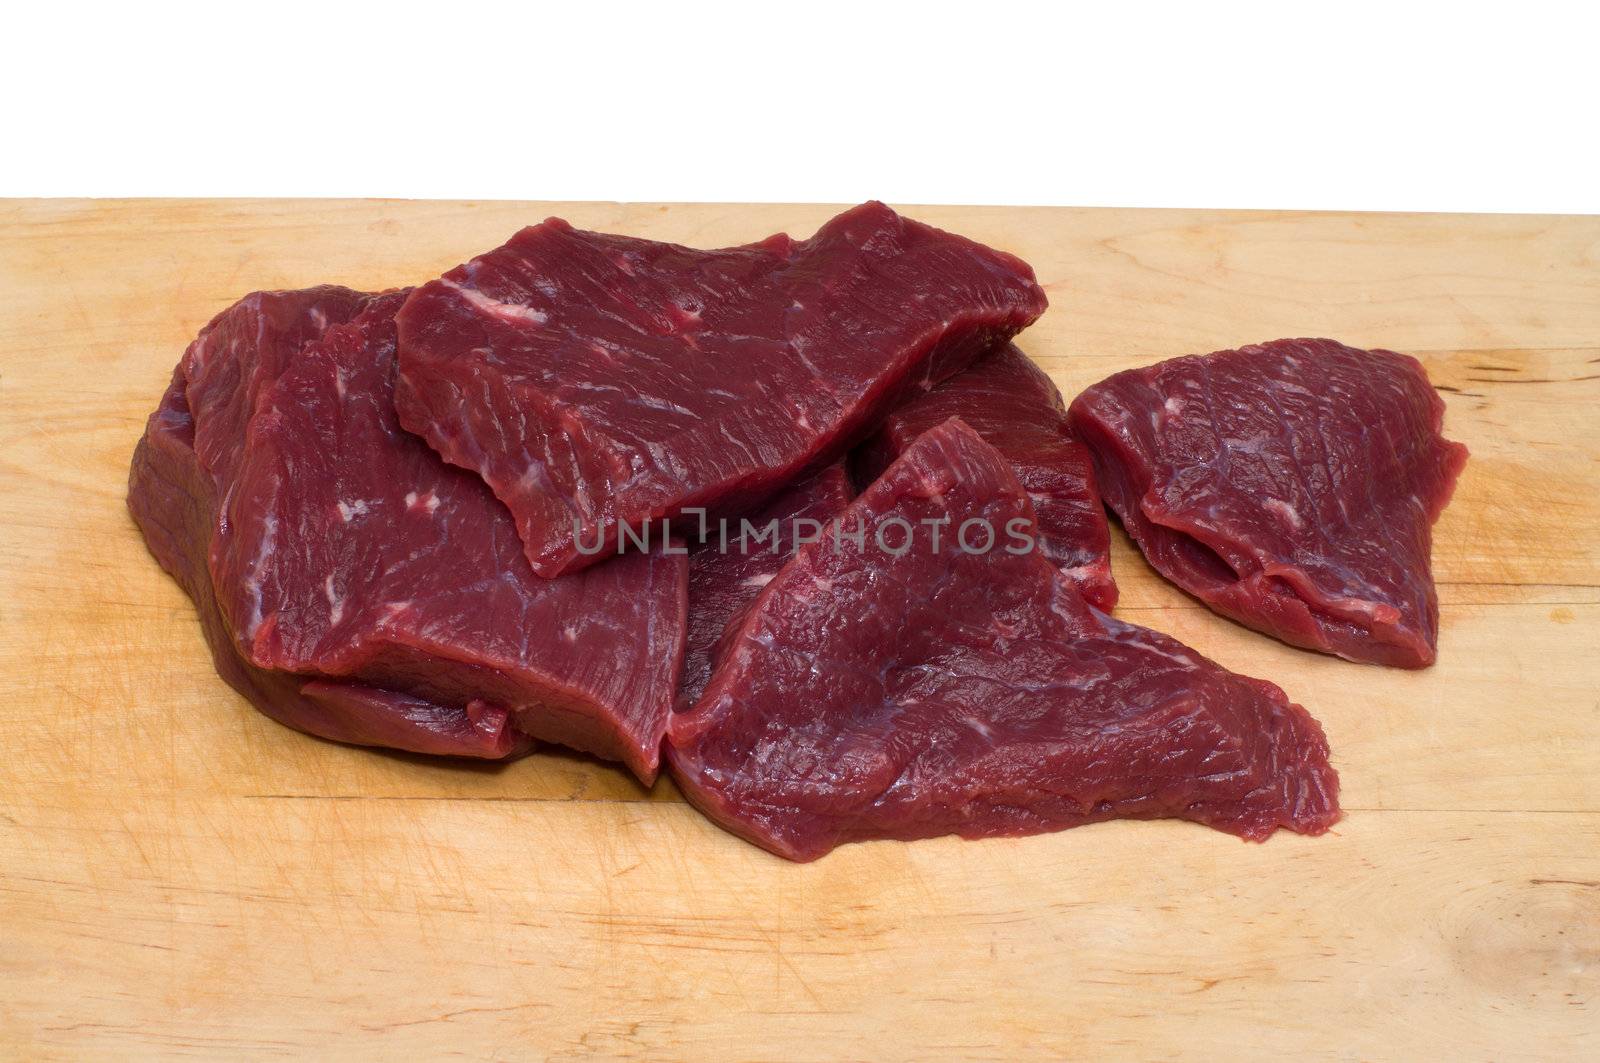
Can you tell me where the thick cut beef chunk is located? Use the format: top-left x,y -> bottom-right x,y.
679,464 -> 853,709
855,344 -> 1115,610
1068,338 -> 1468,668
129,368 -> 530,759
130,289 -> 687,780
668,419 -> 1339,862
394,201 -> 1047,577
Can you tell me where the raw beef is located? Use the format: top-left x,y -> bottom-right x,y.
130,288 -> 688,780
855,343 -> 1116,610
667,418 -> 1339,861
394,201 -> 1048,578
1067,338 -> 1468,668
182,286 -> 382,488
679,464 -> 853,709
130,366 -> 530,759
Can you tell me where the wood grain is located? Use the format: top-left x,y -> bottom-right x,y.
1,199 -> 1596,1061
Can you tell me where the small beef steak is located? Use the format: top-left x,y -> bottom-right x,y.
1068,338 -> 1468,668
668,418 -> 1339,861
131,288 -> 687,780
855,344 -> 1115,610
130,366 -> 529,759
679,464 -> 854,709
394,202 -> 1047,577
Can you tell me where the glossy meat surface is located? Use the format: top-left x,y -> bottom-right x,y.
679,464 -> 853,709
129,366 -> 530,759
183,286 -> 381,487
668,419 -> 1339,861
131,288 -> 687,779
855,344 -> 1115,610
1068,338 -> 1468,668
395,202 -> 1047,577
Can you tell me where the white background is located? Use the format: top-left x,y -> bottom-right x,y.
4,2 -> 1595,213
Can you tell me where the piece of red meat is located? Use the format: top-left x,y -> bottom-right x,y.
129,366 -> 530,759
1067,338 -> 1469,668
667,418 -> 1339,861
394,202 -> 1047,578
855,343 -> 1116,610
182,286 -> 383,487
679,464 -> 853,710
130,288 -> 687,780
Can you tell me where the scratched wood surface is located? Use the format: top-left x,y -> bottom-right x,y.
1,200 -> 1596,1061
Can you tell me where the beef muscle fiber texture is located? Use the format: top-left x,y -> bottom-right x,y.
130,363 -> 530,759
668,418 -> 1339,862
679,464 -> 854,710
1068,338 -> 1469,668
394,201 -> 1047,577
855,343 -> 1116,610
130,287 -> 687,780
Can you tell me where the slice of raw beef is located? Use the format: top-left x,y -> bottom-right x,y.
679,464 -> 853,709
667,418 -> 1339,861
131,288 -> 687,780
1067,338 -> 1469,668
394,201 -> 1048,578
130,367 -> 530,759
854,343 -> 1116,610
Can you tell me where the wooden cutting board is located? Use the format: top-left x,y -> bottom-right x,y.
2,200 -> 1596,1061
